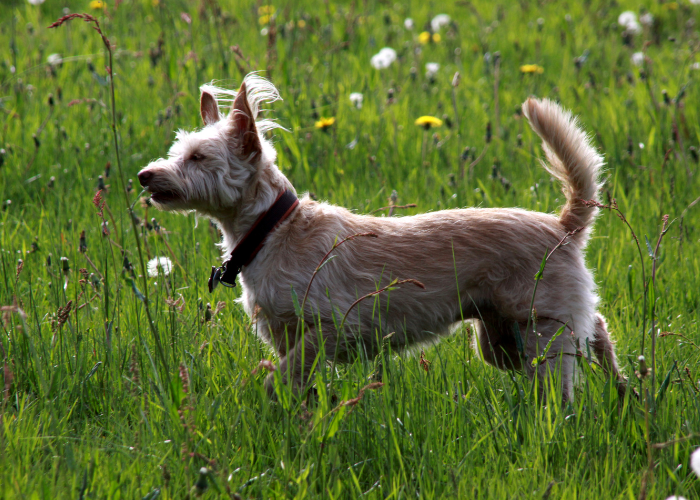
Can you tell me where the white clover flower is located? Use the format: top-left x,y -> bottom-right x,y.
349,92 -> 363,109
631,52 -> 644,66
691,447 -> 700,477
28,0 -> 45,4
640,12 -> 654,26
425,62 -> 440,78
431,13 -> 450,32
147,256 -> 173,277
370,47 -> 397,70
47,54 -> 62,66
404,18 -> 414,30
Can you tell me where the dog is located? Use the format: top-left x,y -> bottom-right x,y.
138,73 -> 627,402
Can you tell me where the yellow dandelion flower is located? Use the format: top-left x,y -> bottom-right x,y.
298,19 -> 306,28
89,0 -> 105,9
258,5 -> 276,15
315,117 -> 336,129
415,116 -> 443,129
432,33 -> 441,43
418,31 -> 431,44
259,14 -> 271,25
520,64 -> 544,74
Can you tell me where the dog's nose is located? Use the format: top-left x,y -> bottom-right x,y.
137,169 -> 153,187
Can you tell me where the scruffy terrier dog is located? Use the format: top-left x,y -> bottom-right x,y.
138,73 -> 627,401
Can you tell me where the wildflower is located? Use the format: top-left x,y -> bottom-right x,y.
298,19 -> 306,28
180,12 -> 192,24
404,18 -> 414,30
415,116 -> 443,129
425,62 -> 440,79
349,92 -> 363,109
370,47 -> 397,69
692,447 -> 700,477
431,13 -> 450,32
520,64 -> 544,74
147,256 -> 173,277
315,117 -> 335,130
47,53 -> 62,66
640,12 -> 653,26
258,5 -> 276,15
418,31 -> 441,44
27,0 -> 45,4
692,62 -> 700,70
664,2 -> 678,9
617,11 -> 641,34
259,14 -> 272,25
691,0 -> 700,4
631,52 -> 644,66
89,0 -> 105,9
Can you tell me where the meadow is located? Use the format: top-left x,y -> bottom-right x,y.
1,0 -> 700,498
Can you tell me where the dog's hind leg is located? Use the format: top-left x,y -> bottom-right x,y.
524,319 -> 576,404
474,310 -> 523,371
591,314 -> 631,399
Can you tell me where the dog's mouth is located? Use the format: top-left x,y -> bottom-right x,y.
148,189 -> 180,204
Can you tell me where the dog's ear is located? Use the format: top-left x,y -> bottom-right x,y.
200,91 -> 219,126
230,81 -> 262,159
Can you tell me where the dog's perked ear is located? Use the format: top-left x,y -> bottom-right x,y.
200,91 -> 219,126
230,81 -> 262,160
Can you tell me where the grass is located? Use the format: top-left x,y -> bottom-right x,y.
1,0 -> 700,498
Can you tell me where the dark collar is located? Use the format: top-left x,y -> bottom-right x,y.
208,189 -> 299,293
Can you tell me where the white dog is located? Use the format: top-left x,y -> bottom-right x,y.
138,73 -> 627,401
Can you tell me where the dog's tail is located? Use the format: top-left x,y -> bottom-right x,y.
522,98 -> 603,243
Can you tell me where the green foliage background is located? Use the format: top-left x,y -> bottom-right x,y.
1,0 -> 699,498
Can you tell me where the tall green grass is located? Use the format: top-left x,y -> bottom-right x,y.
1,0 -> 699,498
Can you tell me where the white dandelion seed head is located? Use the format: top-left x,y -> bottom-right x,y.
147,256 -> 173,277
404,18 -> 414,30
47,54 -> 62,66
349,92 -> 364,109
431,13 -> 450,32
618,11 -> 642,34
260,27 -> 269,36
665,497 -> 688,500
425,62 -> 440,78
618,11 -> 637,28
691,447 -> 700,477
370,47 -> 397,70
640,12 -> 654,26
631,52 -> 645,67
28,0 -> 45,4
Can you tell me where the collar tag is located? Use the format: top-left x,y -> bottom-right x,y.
208,266 -> 222,293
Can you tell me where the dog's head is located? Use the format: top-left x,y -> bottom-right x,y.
137,74 -> 282,218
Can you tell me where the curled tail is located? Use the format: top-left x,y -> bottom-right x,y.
522,98 -> 604,244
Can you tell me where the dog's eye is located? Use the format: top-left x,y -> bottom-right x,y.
190,152 -> 205,162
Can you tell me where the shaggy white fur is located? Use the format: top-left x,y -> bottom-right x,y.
138,74 -> 628,402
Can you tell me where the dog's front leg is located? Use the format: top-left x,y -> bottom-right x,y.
264,334 -> 320,398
